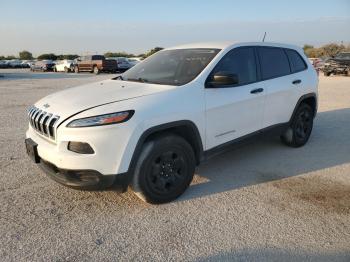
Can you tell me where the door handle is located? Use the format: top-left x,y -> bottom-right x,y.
250,88 -> 264,94
292,79 -> 302,85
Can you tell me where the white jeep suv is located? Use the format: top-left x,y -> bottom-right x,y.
25,42 -> 318,204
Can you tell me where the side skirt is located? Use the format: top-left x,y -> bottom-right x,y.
202,123 -> 289,161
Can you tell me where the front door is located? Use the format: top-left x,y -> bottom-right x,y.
205,47 -> 266,150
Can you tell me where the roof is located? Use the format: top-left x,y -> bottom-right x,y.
166,41 -> 303,51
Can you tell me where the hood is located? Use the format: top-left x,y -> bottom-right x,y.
35,79 -> 172,122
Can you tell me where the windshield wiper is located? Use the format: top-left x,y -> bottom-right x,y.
112,75 -> 124,80
127,77 -> 149,83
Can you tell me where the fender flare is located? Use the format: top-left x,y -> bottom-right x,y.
126,120 -> 203,176
289,92 -> 317,123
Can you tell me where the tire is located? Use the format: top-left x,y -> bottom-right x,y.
281,103 -> 314,148
131,134 -> 196,204
324,71 -> 331,76
64,67 -> 69,73
93,66 -> 99,74
74,66 -> 79,73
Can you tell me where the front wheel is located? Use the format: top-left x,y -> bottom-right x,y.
281,103 -> 314,147
131,134 -> 196,204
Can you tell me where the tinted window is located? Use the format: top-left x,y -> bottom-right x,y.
285,49 -> 307,72
258,47 -> 290,79
117,58 -> 127,62
92,55 -> 105,60
211,47 -> 257,85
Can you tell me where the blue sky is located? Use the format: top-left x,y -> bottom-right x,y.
0,0 -> 349,56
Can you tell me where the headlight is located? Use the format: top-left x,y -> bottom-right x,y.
67,110 -> 134,128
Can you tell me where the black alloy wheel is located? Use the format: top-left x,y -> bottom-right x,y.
132,134 -> 196,204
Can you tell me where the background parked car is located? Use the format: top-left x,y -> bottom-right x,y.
309,58 -> 324,69
127,57 -> 142,67
323,52 -> 350,76
0,60 -> 9,68
74,55 -> 117,74
8,59 -> 23,68
20,60 -> 34,68
54,59 -> 74,73
107,57 -> 131,71
30,60 -> 55,72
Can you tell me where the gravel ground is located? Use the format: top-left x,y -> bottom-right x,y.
0,69 -> 349,261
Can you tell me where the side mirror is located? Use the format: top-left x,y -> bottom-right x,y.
206,71 -> 239,88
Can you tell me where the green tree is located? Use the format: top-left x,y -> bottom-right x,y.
144,47 -> 164,58
37,53 -> 58,60
104,52 -> 135,58
322,43 -> 345,57
56,54 -> 79,60
19,50 -> 33,60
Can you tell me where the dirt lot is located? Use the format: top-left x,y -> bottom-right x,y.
0,69 -> 349,261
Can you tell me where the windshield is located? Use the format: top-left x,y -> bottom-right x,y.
120,48 -> 220,86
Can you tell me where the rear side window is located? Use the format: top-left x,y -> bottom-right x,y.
211,47 -> 257,86
285,49 -> 307,73
258,47 -> 290,80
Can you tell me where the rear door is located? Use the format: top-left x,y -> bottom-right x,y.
258,47 -> 304,128
78,56 -> 86,71
205,47 -> 266,149
80,56 -> 91,71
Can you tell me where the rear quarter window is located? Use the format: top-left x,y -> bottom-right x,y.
285,49 -> 307,73
258,47 -> 290,80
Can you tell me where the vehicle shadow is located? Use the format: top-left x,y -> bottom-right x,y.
195,248 -> 350,262
179,108 -> 350,202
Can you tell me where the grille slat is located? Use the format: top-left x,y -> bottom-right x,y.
27,106 -> 60,140
32,110 -> 41,128
34,110 -> 42,130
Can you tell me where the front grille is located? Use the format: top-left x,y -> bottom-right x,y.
27,106 -> 60,140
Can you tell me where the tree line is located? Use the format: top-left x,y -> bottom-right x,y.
0,47 -> 164,60
303,43 -> 350,58
2,44 -> 349,61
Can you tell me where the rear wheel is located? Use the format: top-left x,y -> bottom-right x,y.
131,134 -> 196,204
281,103 -> 314,147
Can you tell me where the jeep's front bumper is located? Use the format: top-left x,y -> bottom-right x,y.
39,158 -> 117,190
25,137 -> 129,191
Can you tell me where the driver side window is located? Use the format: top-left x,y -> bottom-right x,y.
212,47 -> 257,86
